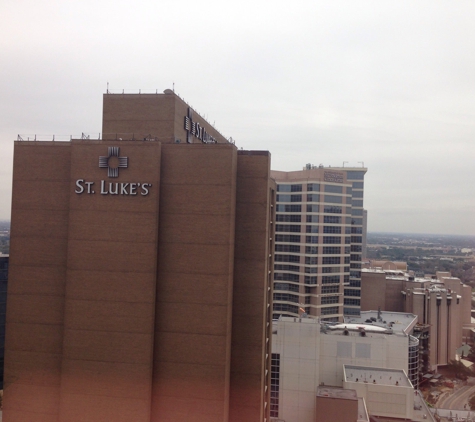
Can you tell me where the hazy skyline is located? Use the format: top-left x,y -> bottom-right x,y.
1,1 -> 474,235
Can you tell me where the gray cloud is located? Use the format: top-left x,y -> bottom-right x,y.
1,0 -> 474,235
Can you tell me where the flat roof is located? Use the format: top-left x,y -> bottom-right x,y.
346,310 -> 418,335
344,365 -> 412,388
317,386 -> 357,400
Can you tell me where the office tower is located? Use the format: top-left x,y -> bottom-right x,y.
5,91 -> 275,422
271,165 -> 367,321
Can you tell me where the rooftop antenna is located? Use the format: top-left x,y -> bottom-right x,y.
173,82 -> 175,92
358,161 -> 364,168
107,81 -> 109,94
343,161 -> 348,167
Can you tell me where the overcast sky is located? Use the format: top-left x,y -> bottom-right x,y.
1,0 -> 474,235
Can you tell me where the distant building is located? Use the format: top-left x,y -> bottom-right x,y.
271,166 -> 367,321
361,266 -> 472,369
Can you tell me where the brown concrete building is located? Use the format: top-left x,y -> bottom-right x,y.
5,91 -> 275,422
361,266 -> 471,370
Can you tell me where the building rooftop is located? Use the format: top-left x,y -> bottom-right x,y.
344,365 -> 412,388
346,310 -> 418,335
317,386 -> 357,400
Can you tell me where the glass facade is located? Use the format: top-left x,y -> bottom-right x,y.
272,167 -> 366,320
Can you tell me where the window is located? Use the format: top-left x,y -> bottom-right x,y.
304,276 -> 317,284
321,285 -> 339,294
345,227 -> 351,234
352,190 -> 364,198
275,234 -> 301,243
306,225 -> 319,233
323,236 -> 341,244
305,286 -> 316,293
322,267 -> 342,273
307,194 -> 320,202
351,245 -> 362,252
274,273 -> 299,281
344,298 -> 361,306
277,184 -> 302,192
276,224 -> 301,233
306,204 -> 319,213
277,194 -> 302,202
351,218 -> 362,225
322,246 -> 340,254
322,257 -> 340,265
305,257 -> 318,265
324,195 -> 343,204
346,171 -> 365,180
321,295 -> 339,304
344,257 -> 350,264
275,244 -> 300,253
346,187 -> 352,195
351,236 -> 362,243
276,205 -> 301,213
345,237 -> 351,244
275,254 -> 300,263
305,267 -> 318,274
352,200 -> 363,207
270,354 -> 280,418
322,275 -> 340,284
306,215 -> 319,223
274,303 -> 299,313
307,183 -> 320,191
344,289 -> 360,297
305,296 -> 311,304
352,182 -> 364,189
350,263 -> 361,269
323,226 -> 341,234
306,236 -> 319,244
351,227 -> 362,234
351,209 -> 363,216
321,306 -> 339,315
274,264 -> 300,272
349,280 -> 361,287
274,293 -> 299,303
350,271 -> 361,278
324,216 -> 341,224
323,205 -> 342,214
274,283 -> 299,292
324,185 -> 343,194
276,214 -> 301,222
305,246 -> 318,254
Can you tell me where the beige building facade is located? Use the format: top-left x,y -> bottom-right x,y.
270,313 -> 416,421
271,166 -> 367,322
5,91 -> 275,422
361,267 -> 471,369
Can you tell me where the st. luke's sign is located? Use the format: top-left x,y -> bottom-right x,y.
75,147 -> 152,196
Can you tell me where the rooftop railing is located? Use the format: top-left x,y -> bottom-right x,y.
17,133 -> 101,141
